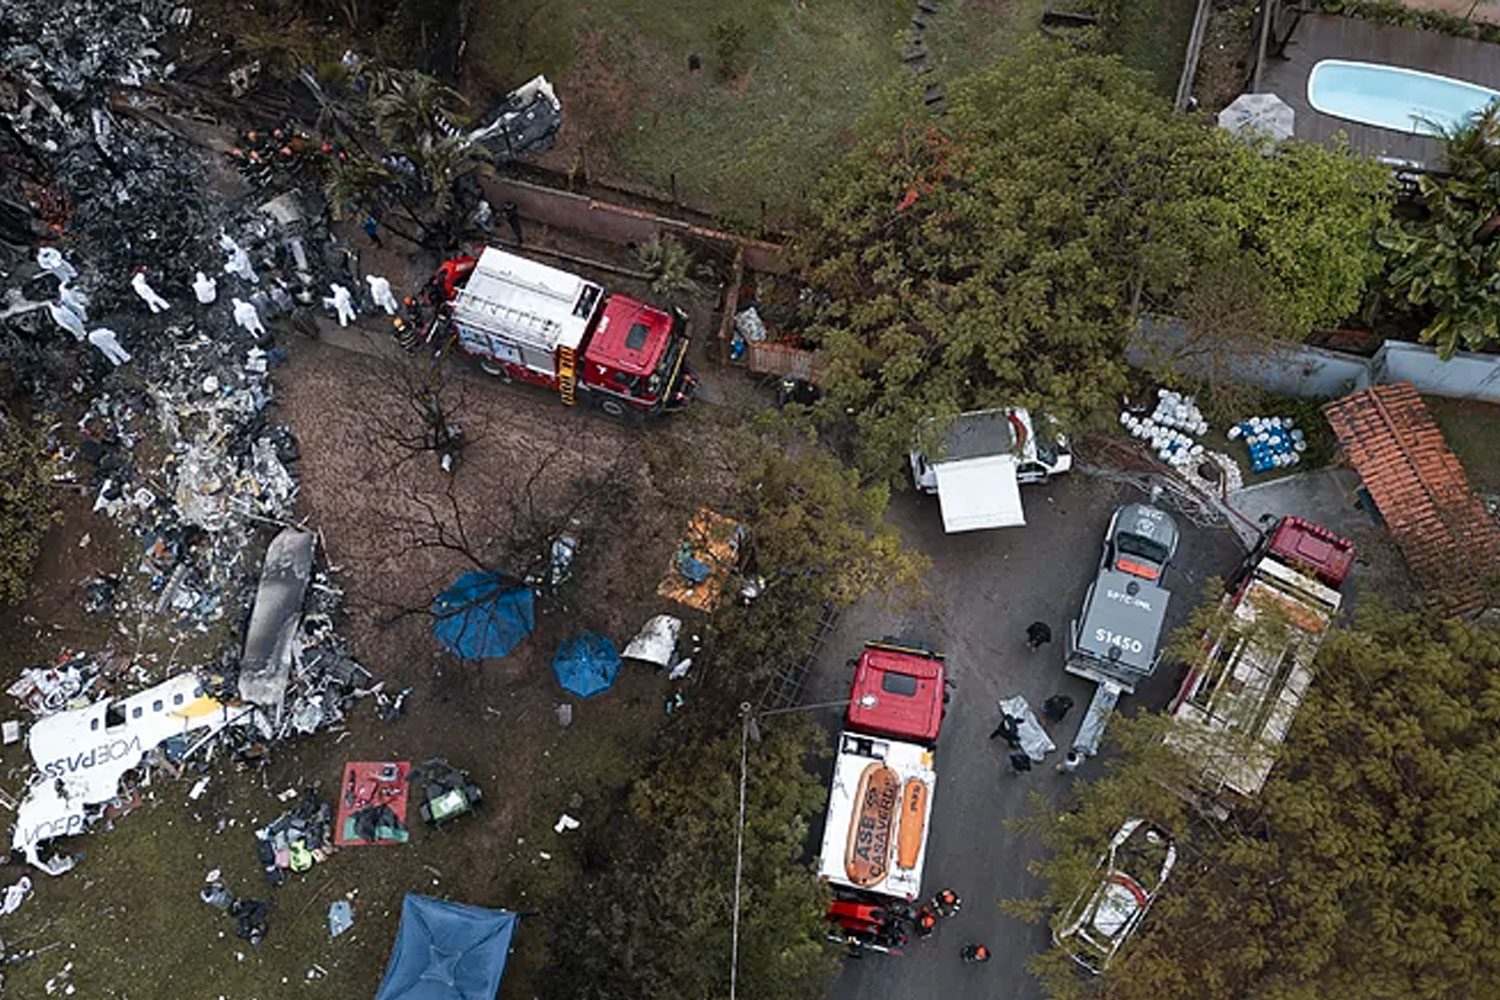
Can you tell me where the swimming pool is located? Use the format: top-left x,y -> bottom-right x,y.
1307,59 -> 1500,136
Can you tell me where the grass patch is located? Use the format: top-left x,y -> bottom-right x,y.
1114,0 -> 1201,98
1424,395 -> 1500,495
462,0 -> 1042,221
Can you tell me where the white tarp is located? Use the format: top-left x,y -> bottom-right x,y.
998,695 -> 1056,762
621,615 -> 681,669
933,455 -> 1025,532
12,672 -> 244,874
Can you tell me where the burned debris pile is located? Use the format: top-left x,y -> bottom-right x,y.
1,0 -> 382,875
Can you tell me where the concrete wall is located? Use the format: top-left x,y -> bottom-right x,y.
1128,316 -> 1372,397
478,177 -> 784,274
1235,345 -> 1373,398
1133,316 -> 1500,403
1379,341 -> 1500,402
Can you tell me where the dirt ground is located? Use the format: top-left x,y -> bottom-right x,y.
0,324 -> 728,996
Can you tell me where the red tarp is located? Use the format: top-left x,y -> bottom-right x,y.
334,760 -> 411,847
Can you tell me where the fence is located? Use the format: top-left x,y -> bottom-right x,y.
1130,317 -> 1500,404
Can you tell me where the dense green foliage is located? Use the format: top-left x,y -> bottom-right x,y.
543,414 -> 924,999
794,45 -> 1389,478
546,715 -> 835,1000
1016,610 -> 1500,1000
1379,106 -> 1500,358
0,418 -> 58,605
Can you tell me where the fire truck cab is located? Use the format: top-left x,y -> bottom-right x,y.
446,247 -> 693,417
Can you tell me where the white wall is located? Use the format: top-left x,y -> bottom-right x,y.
1132,317 -> 1500,403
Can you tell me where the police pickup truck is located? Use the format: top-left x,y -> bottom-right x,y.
1065,504 -> 1179,757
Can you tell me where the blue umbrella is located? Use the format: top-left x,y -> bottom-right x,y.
374,894 -> 518,1000
552,633 -> 621,698
432,572 -> 534,660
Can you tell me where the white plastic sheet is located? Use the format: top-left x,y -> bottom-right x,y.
998,695 -> 1056,762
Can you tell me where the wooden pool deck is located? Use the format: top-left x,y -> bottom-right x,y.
1259,13 -> 1500,169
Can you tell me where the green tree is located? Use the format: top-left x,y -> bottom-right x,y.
322,156 -> 396,221
1220,138 -> 1391,335
636,235 -> 702,300
795,45 -> 1390,480
369,68 -> 466,154
543,413 -> 925,998
793,47 -> 1238,476
546,715 -> 836,1000
1378,104 -> 1500,358
0,417 -> 59,605
1016,609 -> 1500,1000
693,412 -> 927,700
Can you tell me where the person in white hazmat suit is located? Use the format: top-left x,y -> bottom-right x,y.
192,271 -> 217,304
365,274 -> 399,315
47,301 -> 87,341
220,234 -> 258,284
232,298 -> 266,337
36,247 -> 77,282
58,282 -> 89,322
88,327 -> 131,366
325,283 -> 355,327
130,269 -> 170,313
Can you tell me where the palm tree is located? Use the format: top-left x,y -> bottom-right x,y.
636,236 -> 703,300
323,157 -> 396,222
370,69 -> 467,155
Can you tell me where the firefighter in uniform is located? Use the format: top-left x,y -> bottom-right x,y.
391,315 -> 419,353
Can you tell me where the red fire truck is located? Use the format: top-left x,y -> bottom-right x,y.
818,641 -> 948,955
426,247 -> 696,417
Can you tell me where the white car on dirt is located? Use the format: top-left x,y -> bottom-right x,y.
1052,818 -> 1177,974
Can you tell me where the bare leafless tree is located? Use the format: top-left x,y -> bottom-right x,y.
364,350 -> 476,477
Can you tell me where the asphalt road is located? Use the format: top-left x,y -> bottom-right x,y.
807,472 -> 1246,1000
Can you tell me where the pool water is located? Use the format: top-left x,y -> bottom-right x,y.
1307,59 -> 1500,135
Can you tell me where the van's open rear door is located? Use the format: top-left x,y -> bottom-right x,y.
933,455 -> 1025,532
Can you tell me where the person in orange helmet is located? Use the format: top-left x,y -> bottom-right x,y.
933,888 -> 962,918
913,906 -> 937,938
961,944 -> 990,964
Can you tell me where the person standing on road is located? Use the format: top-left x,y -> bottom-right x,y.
363,212 -> 383,248
1055,750 -> 1082,775
1043,694 -> 1075,724
932,888 -> 962,918
1026,620 -> 1053,651
1007,751 -> 1033,775
960,944 -> 991,964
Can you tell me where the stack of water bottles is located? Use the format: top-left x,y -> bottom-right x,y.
1227,415 -> 1305,473
1118,389 -> 1208,471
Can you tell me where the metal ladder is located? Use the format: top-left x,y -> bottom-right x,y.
557,345 -> 578,405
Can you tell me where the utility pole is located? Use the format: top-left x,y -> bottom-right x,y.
728,696 -> 851,999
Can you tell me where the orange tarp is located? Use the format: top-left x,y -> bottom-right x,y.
657,508 -> 744,613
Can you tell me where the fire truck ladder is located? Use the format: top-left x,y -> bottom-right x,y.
557,345 -> 578,405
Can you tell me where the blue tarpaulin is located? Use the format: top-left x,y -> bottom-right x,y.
552,633 -> 621,698
373,894 -> 518,1000
432,573 -> 534,660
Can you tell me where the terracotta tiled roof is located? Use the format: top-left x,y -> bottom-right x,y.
1324,383 -> 1500,616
